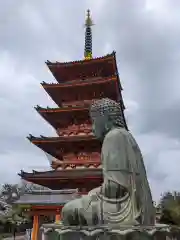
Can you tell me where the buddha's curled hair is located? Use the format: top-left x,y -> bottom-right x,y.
90,98 -> 125,128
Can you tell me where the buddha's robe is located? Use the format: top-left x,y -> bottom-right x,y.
62,127 -> 155,226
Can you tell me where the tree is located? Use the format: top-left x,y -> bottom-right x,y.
0,181 -> 50,235
0,184 -> 20,204
19,180 -> 50,193
0,183 -> 25,226
159,191 -> 180,225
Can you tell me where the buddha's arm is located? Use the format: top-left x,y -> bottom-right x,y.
102,181 -> 127,199
101,129 -> 129,199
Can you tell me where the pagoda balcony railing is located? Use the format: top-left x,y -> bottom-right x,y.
52,153 -> 100,163
52,160 -> 101,164
51,152 -> 101,169
56,124 -> 93,136
41,75 -> 119,87
62,99 -> 92,108
63,155 -> 100,162
42,76 -> 103,85
51,160 -> 101,169
61,94 -> 109,107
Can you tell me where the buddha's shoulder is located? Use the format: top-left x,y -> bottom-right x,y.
105,127 -> 129,140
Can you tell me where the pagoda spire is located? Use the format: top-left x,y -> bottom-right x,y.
84,9 -> 94,60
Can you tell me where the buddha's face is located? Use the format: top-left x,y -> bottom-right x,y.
91,115 -> 106,140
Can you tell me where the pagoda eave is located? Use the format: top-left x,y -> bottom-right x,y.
27,135 -> 101,159
35,102 -> 126,131
27,135 -> 97,143
19,169 -> 103,190
15,189 -> 79,209
45,52 -> 115,68
41,75 -> 117,89
19,169 -> 102,178
35,106 -> 90,130
41,76 -> 121,107
46,52 -> 117,83
35,106 -> 89,113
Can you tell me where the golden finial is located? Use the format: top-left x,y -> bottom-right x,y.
85,9 -> 94,27
84,9 -> 94,60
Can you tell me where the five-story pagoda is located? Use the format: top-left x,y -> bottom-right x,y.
19,10 -> 127,194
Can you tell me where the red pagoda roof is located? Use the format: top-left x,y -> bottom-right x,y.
46,52 -> 115,67
35,105 -> 89,113
41,76 -> 121,107
19,169 -> 103,191
27,135 -> 101,160
15,189 -> 78,207
46,52 -> 118,83
35,105 -> 90,129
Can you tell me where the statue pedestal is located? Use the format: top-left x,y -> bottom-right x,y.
41,223 -> 180,240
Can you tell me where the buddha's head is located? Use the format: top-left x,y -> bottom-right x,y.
90,98 -> 125,140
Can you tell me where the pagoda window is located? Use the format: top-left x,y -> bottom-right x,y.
56,128 -> 63,136
61,128 -> 69,136
82,75 -> 86,80
73,119 -> 78,125
77,152 -> 89,162
76,93 -> 80,101
83,123 -> 92,134
78,124 -> 87,135
66,124 -> 79,136
99,91 -> 104,98
63,153 -> 76,162
97,68 -> 102,76
56,149 -> 64,156
91,152 -> 101,161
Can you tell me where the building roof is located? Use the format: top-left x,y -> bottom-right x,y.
27,135 -> 101,160
15,189 -> 79,206
46,52 -> 115,68
41,76 -> 116,88
18,169 -> 103,190
41,76 -> 121,107
19,169 -> 102,179
27,134 -> 97,143
35,102 -> 125,132
35,105 -> 90,129
46,52 -> 117,83
35,105 -> 89,113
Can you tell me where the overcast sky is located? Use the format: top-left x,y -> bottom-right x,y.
0,0 -> 180,201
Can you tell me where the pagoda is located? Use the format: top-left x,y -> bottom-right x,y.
19,10 -> 127,194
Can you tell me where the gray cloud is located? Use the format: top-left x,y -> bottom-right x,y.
0,0 -> 179,201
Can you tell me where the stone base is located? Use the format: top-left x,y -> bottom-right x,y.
41,223 -> 180,240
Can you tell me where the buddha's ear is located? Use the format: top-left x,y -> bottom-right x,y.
104,116 -> 112,131
104,121 -> 111,132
